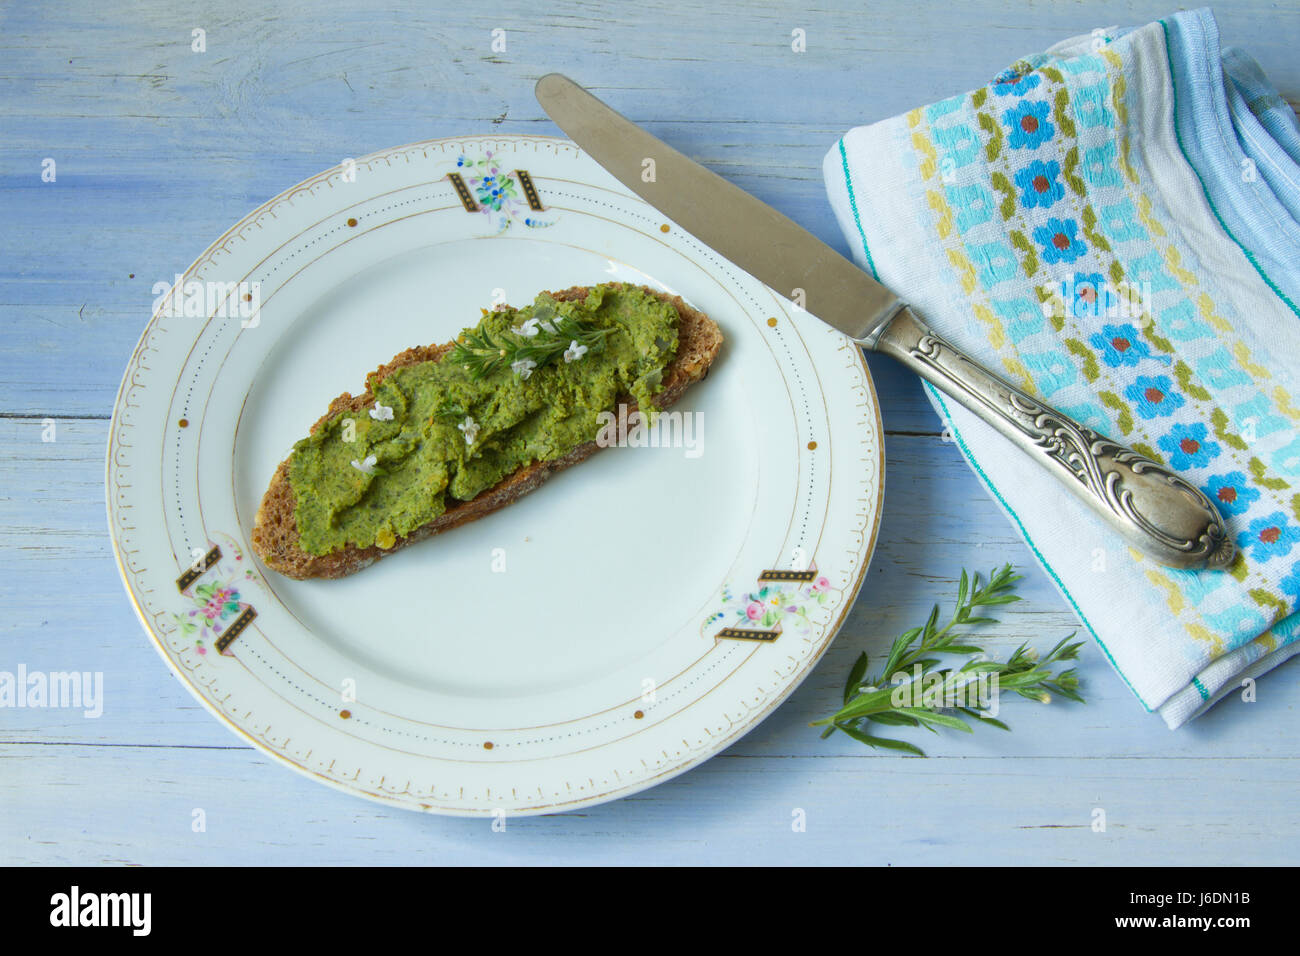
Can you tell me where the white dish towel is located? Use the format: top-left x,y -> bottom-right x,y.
824,8 -> 1300,726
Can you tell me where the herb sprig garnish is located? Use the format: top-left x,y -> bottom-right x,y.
447,302 -> 615,380
812,564 -> 1084,755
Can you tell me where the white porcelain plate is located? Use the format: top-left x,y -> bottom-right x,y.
106,135 -> 884,815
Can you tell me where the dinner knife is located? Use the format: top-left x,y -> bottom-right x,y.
535,73 -> 1232,570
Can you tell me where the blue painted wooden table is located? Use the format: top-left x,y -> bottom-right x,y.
4,0 -> 1299,865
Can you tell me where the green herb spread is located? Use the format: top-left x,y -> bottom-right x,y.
287,284 -> 679,556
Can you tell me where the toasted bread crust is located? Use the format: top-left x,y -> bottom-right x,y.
250,284 -> 722,579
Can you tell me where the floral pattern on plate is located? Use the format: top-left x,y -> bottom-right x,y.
704,563 -> 837,639
455,151 -> 555,234
171,533 -> 258,656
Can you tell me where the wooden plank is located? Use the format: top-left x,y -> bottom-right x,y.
3,745 -> 1294,865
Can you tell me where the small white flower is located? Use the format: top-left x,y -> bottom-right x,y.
515,317 -> 541,337
368,403 -> 394,421
511,358 -> 537,379
458,416 -> 479,445
350,454 -> 379,475
563,340 -> 588,363
533,302 -> 558,331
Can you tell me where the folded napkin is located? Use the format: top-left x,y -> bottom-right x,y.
825,7 -> 1300,727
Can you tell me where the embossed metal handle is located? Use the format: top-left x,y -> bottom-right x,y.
868,307 -> 1233,570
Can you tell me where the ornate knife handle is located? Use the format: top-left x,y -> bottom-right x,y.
869,306 -> 1233,570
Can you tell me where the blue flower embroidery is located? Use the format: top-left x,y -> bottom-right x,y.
1158,422 -> 1221,471
1236,512 -> 1300,562
1124,376 -> 1184,419
1089,323 -> 1150,367
1003,100 -> 1054,149
1013,159 -> 1064,209
1033,218 -> 1087,264
1203,472 -> 1260,518
1280,561 -> 1300,600
992,68 -> 1042,97
1066,272 -> 1118,318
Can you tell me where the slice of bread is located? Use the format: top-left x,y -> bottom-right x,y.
251,284 -> 723,579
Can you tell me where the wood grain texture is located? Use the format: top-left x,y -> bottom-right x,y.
3,0 -> 1299,865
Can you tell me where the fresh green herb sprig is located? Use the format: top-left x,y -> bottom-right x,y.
447,304 -> 615,380
812,564 -> 1084,755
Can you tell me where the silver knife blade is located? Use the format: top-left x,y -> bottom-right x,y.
535,73 -> 900,342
